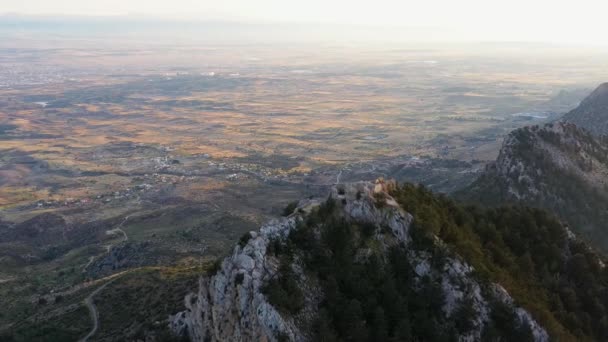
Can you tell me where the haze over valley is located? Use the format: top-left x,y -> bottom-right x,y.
3,8 -> 608,342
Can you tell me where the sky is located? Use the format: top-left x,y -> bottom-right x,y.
2,0 -> 608,44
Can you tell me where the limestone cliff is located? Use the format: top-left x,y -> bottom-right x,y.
171,179 -> 548,342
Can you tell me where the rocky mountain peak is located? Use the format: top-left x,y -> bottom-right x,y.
460,118 -> 608,252
563,82 -> 608,136
490,121 -> 608,200
171,179 -> 548,342
583,82 -> 608,103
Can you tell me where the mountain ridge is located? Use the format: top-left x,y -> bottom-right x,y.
459,120 -> 608,250
169,179 -> 608,341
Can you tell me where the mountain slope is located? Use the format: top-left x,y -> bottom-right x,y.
460,121 -> 608,251
171,179 -> 608,341
563,83 -> 608,136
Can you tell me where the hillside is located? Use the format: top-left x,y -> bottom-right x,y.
171,179 -> 608,341
460,121 -> 608,251
563,83 -> 608,136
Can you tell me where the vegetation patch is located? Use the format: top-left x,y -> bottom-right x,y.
394,182 -> 608,341
92,266 -> 202,341
265,196 -> 533,341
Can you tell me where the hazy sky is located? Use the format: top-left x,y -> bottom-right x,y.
2,0 -> 608,44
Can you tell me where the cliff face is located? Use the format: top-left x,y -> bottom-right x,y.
171,179 -> 548,342
172,211 -> 314,342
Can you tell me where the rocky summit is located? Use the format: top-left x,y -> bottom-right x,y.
170,179 -> 548,342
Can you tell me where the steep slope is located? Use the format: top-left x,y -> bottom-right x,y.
460,121 -> 608,250
563,83 -> 608,136
170,179 -> 608,341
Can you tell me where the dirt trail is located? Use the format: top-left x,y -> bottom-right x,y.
91,215 -> 131,260
0,277 -> 14,284
34,215 -> 138,340
78,277 -> 119,342
105,215 -> 130,244
33,270 -> 130,305
82,256 -> 95,272
78,266 -> 165,341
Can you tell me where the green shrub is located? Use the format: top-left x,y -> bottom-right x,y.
238,232 -> 251,248
263,257 -> 304,314
282,201 -> 299,216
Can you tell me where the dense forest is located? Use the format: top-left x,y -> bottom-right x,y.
265,182 -> 608,341
395,183 -> 608,340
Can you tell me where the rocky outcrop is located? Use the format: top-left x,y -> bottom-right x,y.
491,121 -> 608,200
172,179 -> 548,342
170,205 -> 310,342
85,241 -> 152,278
460,120 -> 608,251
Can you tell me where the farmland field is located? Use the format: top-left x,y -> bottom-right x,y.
2,34 -> 608,338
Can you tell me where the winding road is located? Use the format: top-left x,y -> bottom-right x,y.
76,269 -> 135,342
95,216 -> 131,258
106,215 -> 130,243
78,280 -> 114,342
335,169 -> 343,184
78,215 -> 131,341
